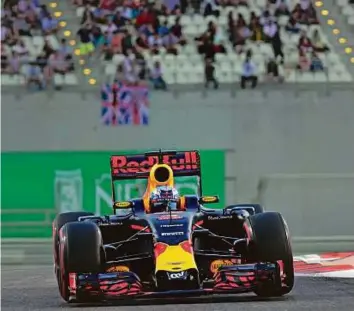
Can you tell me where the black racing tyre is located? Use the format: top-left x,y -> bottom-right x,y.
58,221 -> 103,302
53,212 -> 94,267
246,212 -> 294,297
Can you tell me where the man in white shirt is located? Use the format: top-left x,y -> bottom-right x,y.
263,20 -> 278,41
241,56 -> 258,89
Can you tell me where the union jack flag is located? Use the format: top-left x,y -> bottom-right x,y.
101,83 -> 149,126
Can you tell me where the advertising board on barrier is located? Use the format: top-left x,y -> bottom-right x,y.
1,150 -> 225,237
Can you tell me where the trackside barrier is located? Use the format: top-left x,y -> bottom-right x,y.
256,173 -> 354,240
2,236 -> 354,265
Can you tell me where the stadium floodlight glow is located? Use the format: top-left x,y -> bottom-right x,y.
333,28 -> 340,35
345,47 -> 353,54
315,1 -> 323,7
83,68 -> 91,75
338,37 -> 347,44
59,21 -> 67,27
69,40 -> 76,46
321,9 -> 329,16
49,2 -> 57,8
89,78 -> 96,85
64,30 -> 71,37
54,11 -> 62,18
327,19 -> 335,25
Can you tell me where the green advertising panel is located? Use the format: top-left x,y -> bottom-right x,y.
1,150 -> 225,238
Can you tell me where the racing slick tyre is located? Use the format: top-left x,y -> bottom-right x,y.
58,221 -> 103,302
53,212 -> 94,281
246,212 -> 294,297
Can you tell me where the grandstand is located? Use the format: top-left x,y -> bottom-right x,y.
1,0 -> 353,88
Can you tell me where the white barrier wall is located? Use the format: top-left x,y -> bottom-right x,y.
257,174 -> 354,237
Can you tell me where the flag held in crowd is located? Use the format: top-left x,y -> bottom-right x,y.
101,83 -> 149,126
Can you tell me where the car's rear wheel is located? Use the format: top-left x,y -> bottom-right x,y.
58,221 -> 102,302
246,212 -> 294,297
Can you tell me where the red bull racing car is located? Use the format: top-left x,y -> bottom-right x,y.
52,150 -> 294,303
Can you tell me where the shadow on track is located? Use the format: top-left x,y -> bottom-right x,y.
65,294 -> 291,308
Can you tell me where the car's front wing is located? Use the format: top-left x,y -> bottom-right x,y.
67,263 -> 278,302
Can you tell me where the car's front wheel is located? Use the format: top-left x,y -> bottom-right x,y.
58,221 -> 103,302
246,212 -> 294,297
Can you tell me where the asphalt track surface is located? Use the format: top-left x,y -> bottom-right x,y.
2,266 -> 354,311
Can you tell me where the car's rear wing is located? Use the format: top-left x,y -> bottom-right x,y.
110,150 -> 201,180
110,150 -> 203,200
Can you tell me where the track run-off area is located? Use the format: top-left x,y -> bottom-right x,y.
2,252 -> 354,311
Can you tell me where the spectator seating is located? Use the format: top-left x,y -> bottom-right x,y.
1,35 -> 78,86
76,0 -> 352,85
335,0 -> 354,27
1,1 -> 78,87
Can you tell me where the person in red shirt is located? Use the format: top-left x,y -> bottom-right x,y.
136,7 -> 155,27
99,0 -> 117,11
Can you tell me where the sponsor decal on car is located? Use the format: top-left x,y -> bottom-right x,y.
160,224 -> 184,228
210,259 -> 237,273
158,214 -> 183,220
208,215 -> 233,220
167,271 -> 187,280
106,265 -> 130,272
161,232 -> 184,236
111,151 -> 199,175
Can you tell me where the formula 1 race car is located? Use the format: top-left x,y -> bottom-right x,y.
52,150 -> 294,303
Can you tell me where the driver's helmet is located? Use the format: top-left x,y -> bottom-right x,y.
149,186 -> 179,213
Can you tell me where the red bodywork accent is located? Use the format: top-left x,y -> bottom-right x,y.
154,242 -> 169,258
69,273 -> 77,293
130,224 -> 151,232
180,240 -> 193,254
192,220 -> 204,230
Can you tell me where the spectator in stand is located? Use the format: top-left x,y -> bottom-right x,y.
58,38 -> 74,71
77,22 -> 95,57
298,31 -> 313,53
310,51 -> 324,72
135,50 -> 147,80
285,13 -> 301,33
26,60 -> 44,90
266,57 -> 284,82
201,0 -> 220,17
273,0 -> 290,16
148,32 -> 164,54
162,31 -> 180,55
41,12 -> 59,35
231,14 -> 252,52
170,17 -> 186,44
297,49 -> 310,71
41,38 -> 55,58
260,7 -> 274,26
204,58 -> 218,89
1,45 -> 9,73
249,18 -> 264,42
196,32 -> 215,60
311,29 -> 329,52
123,49 -> 138,85
12,39 -> 29,58
292,1 -> 319,24
241,55 -> 258,89
149,61 -> 167,90
263,20 -> 284,63
7,51 -> 21,74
